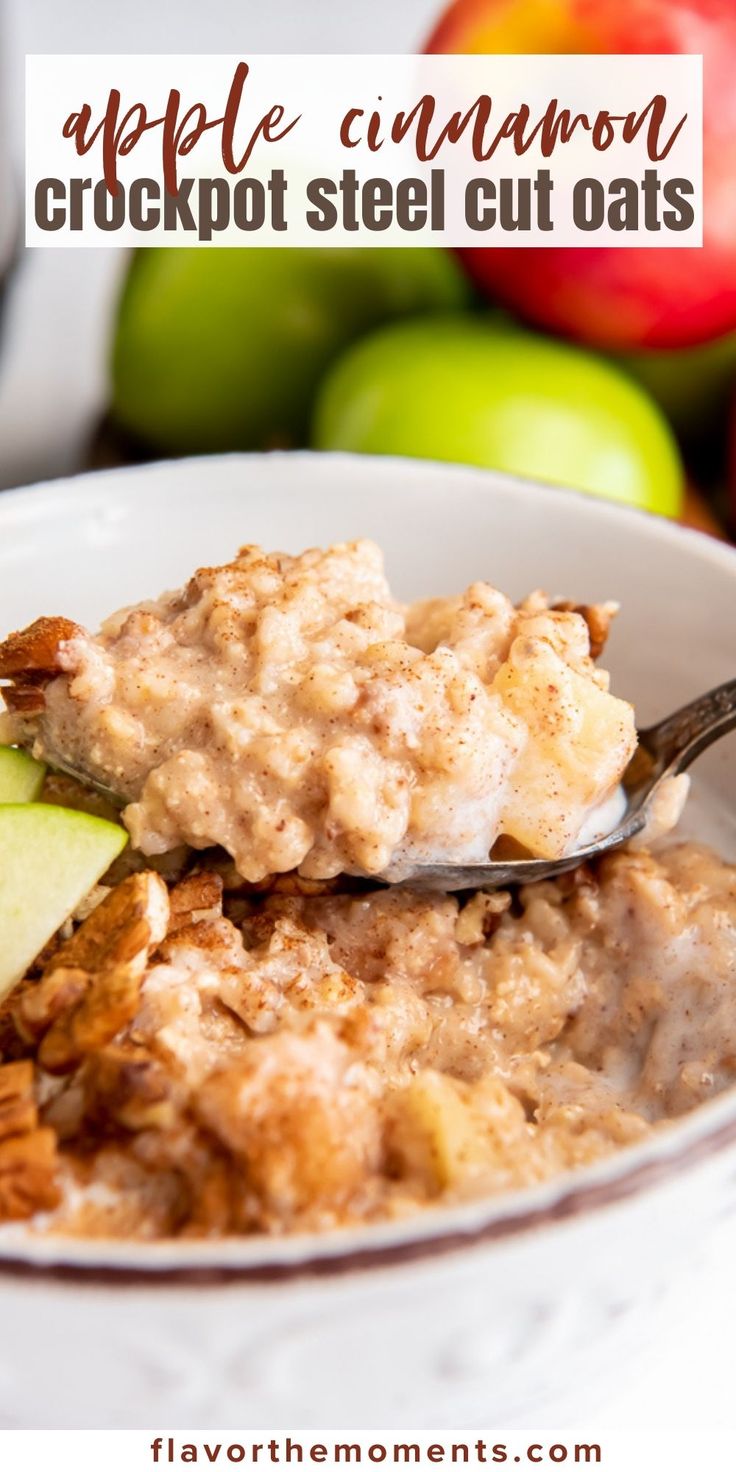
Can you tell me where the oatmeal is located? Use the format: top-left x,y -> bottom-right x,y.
0,841 -> 733,1238
0,532 -> 732,1243
0,539 -> 637,882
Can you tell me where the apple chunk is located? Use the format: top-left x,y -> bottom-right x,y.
0,804 -> 128,1002
0,746 -> 47,804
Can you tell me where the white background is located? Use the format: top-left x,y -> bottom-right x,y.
0,0 -> 734,1434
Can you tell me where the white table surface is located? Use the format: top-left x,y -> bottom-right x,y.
0,0 -> 733,1432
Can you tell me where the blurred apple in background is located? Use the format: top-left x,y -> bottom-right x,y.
618,331 -> 736,451
312,315 -> 683,516
682,480 -> 727,539
111,247 -> 470,454
729,395 -> 736,533
426,0 -> 736,350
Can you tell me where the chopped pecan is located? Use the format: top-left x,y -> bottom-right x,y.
83,1044 -> 178,1133
0,1060 -> 60,1220
0,983 -> 33,1061
14,968 -> 89,1046
0,616 -> 83,714
455,890 -> 512,945
0,1132 -> 60,1219
0,616 -> 81,678
0,1061 -> 37,1141
2,686 -> 47,715
167,871 -> 224,934
45,870 -> 169,976
551,600 -> 617,660
39,972 -> 143,1076
158,917 -> 233,961
14,872 -> 169,1075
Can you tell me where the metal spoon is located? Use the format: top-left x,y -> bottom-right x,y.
384,676 -> 736,891
36,676 -> 736,894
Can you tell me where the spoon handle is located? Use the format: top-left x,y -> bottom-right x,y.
641,677 -> 736,775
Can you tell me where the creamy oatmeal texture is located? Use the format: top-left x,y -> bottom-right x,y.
0,539 -> 637,881
0,841 -> 734,1238
0,533 -> 733,1242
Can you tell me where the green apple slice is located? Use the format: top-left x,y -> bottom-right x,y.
0,804 -> 129,1002
0,746 -> 47,804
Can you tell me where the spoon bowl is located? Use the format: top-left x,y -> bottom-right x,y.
379,676 -> 736,891
34,677 -> 736,894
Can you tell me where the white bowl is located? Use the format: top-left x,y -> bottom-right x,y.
0,452 -> 735,1430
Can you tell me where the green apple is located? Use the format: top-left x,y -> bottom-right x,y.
111,247 -> 471,455
312,315 -> 684,517
0,805 -> 128,1001
0,746 -> 46,803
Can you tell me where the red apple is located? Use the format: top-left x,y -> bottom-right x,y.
681,481 -> 726,540
426,0 -> 736,350
729,397 -> 736,532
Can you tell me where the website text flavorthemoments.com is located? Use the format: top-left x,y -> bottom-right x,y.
2,1429 -> 733,1472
